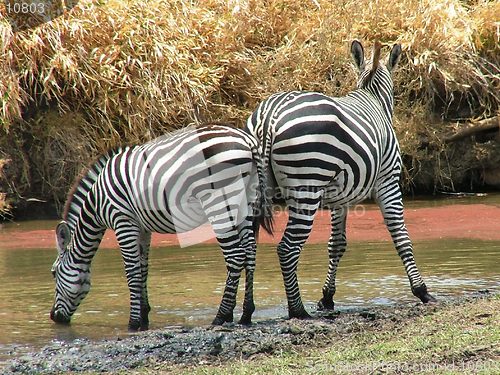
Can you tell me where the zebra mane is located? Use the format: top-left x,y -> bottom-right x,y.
358,41 -> 384,87
371,41 -> 382,70
62,147 -> 130,231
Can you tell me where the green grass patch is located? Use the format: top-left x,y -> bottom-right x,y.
149,296 -> 500,375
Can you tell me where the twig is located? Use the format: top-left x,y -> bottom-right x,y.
444,116 -> 499,143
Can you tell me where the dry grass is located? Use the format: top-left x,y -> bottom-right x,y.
0,158 -> 11,216
0,0 -> 499,213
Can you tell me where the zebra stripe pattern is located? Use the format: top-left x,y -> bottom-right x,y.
50,124 -> 273,330
245,40 -> 435,319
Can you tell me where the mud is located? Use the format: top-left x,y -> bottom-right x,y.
2,292 -> 495,374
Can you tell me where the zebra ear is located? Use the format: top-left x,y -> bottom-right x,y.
351,40 -> 365,72
56,221 -> 71,255
387,43 -> 402,72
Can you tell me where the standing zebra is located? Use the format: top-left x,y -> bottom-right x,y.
245,40 -> 436,319
50,124 -> 273,331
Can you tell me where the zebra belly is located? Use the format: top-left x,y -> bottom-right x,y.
135,197 -> 207,234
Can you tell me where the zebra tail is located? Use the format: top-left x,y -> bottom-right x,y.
250,145 -> 274,238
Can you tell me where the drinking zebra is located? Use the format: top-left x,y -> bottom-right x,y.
50,124 -> 273,331
245,40 -> 436,319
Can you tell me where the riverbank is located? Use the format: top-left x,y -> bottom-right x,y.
3,292 -> 499,374
2,200 -> 500,250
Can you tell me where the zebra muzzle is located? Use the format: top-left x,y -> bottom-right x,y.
50,307 -> 71,324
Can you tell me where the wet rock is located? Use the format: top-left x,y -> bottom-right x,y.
209,334 -> 225,356
359,311 -> 377,320
281,324 -> 303,335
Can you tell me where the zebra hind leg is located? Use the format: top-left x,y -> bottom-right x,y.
277,243 -> 312,320
377,189 -> 437,305
318,207 -> 348,311
212,268 -> 242,325
212,248 -> 246,325
239,228 -> 257,325
239,267 -> 255,325
205,193 -> 256,325
278,196 -> 321,320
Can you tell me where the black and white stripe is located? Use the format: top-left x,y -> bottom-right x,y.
50,124 -> 273,330
245,40 -> 435,319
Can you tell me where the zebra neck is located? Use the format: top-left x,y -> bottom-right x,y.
67,208 -> 106,267
363,87 -> 394,124
65,228 -> 104,271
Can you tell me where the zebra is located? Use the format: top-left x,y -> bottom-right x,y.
245,40 -> 436,319
50,124 -> 273,331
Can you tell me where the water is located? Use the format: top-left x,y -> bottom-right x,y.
0,197 -> 499,362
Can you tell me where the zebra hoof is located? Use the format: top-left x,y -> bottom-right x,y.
289,308 -> 312,320
139,305 -> 150,330
238,315 -> 252,326
412,284 -> 437,304
317,297 -> 335,311
212,313 -> 233,326
421,293 -> 437,304
128,319 -> 141,332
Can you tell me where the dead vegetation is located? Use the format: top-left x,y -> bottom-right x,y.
0,0 -> 499,217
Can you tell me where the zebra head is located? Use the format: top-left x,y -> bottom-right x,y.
50,221 -> 91,325
351,40 -> 402,118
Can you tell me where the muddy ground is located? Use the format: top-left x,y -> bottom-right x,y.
2,291 -> 495,374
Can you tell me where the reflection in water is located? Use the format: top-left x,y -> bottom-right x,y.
0,235 -> 499,361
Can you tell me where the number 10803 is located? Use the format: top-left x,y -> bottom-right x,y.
5,1 -> 46,15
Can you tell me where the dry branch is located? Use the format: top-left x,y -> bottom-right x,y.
444,116 -> 500,143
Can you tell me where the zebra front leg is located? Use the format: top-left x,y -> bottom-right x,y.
139,231 -> 152,330
115,223 -> 148,331
125,267 -> 144,331
318,207 -> 348,311
278,197 -> 320,319
377,187 -> 436,304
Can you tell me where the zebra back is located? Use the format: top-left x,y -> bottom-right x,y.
62,147 -> 131,231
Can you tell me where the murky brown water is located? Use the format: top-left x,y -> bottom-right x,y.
0,198 -> 499,362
